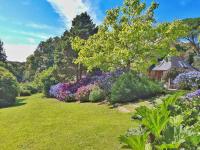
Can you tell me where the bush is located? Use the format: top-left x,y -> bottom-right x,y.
111,72 -> 163,103
49,70 -> 123,102
19,82 -> 38,96
37,67 -> 59,97
0,67 -> 19,107
20,90 -> 31,96
75,84 -> 96,102
49,83 -> 74,101
97,74 -> 120,96
121,93 -> 200,149
89,86 -> 105,102
185,89 -> 200,99
173,71 -> 200,90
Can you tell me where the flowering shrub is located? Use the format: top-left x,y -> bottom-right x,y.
94,70 -> 123,94
49,70 -> 124,102
75,84 -> 96,102
49,83 -> 73,101
186,89 -> 200,99
173,71 -> 200,90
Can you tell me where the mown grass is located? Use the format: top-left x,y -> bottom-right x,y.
0,94 -> 134,150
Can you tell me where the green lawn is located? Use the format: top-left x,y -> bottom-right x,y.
0,94 -> 134,150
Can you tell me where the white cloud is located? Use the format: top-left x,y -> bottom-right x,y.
47,0 -> 100,27
27,38 -> 36,44
11,30 -> 52,40
4,44 -> 37,62
26,22 -> 55,30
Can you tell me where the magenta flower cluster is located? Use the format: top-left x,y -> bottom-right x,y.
49,70 -> 123,101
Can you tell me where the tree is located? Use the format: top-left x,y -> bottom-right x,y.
53,37 -> 76,81
24,37 -> 60,81
72,0 -> 187,72
181,18 -> 200,54
24,12 -> 97,82
70,12 -> 98,81
0,40 -> 7,62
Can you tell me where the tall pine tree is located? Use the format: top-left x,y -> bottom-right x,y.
70,12 -> 98,81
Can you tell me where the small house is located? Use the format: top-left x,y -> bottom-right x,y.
149,56 -> 196,88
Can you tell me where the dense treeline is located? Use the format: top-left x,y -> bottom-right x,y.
25,12 -> 98,82
0,9 -> 199,99
0,40 -> 25,82
1,15 -> 199,84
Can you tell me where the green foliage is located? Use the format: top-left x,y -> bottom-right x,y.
0,61 -> 25,82
121,92 -> 199,149
36,67 -> 59,97
19,89 -> 31,96
110,72 -> 163,103
19,82 -> 38,96
24,37 -> 60,81
120,130 -> 149,150
172,94 -> 200,127
181,17 -> 200,54
70,12 -> 98,39
0,67 -> 18,107
89,86 -> 105,102
24,12 -> 97,82
72,0 -> 187,72
193,55 -> 200,70
0,40 -> 6,62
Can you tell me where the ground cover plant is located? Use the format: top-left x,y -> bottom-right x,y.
120,93 -> 200,149
0,94 -> 133,150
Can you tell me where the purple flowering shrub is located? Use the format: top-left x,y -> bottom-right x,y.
49,83 -> 74,101
186,89 -> 200,99
75,84 -> 96,102
49,70 -> 124,102
173,71 -> 200,90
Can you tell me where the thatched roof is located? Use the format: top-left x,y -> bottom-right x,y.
152,56 -> 195,71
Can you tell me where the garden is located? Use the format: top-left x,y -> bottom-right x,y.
0,0 -> 200,149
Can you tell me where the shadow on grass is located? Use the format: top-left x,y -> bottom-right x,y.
106,96 -> 158,109
0,98 -> 27,109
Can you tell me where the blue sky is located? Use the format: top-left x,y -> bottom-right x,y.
0,0 -> 199,62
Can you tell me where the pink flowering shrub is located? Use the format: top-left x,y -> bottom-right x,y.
49,69 -> 124,102
75,84 -> 96,102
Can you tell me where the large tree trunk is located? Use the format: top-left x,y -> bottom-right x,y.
79,64 -> 82,81
76,63 -> 83,81
76,64 -> 79,82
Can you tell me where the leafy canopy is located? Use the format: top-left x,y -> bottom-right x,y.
72,0 -> 187,72
181,17 -> 200,54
